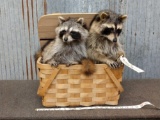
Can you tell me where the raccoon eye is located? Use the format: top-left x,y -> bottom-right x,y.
117,29 -> 122,35
59,30 -> 66,38
70,31 -> 81,40
101,28 -> 114,35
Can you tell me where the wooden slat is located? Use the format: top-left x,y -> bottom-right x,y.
40,40 -> 52,49
23,0 -> 32,80
0,0 -> 8,79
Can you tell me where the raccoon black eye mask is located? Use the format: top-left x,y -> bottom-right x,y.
101,27 -> 122,36
59,30 -> 66,38
70,31 -> 81,40
59,30 -> 81,40
116,29 -> 122,35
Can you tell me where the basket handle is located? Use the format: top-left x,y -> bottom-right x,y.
37,68 -> 60,96
104,67 -> 124,92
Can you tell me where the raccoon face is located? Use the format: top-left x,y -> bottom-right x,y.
59,29 -> 81,43
101,23 -> 123,42
90,10 -> 127,43
55,17 -> 88,43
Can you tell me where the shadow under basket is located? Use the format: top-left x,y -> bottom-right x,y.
37,57 -> 124,107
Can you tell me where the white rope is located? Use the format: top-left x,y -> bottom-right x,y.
35,101 -> 160,111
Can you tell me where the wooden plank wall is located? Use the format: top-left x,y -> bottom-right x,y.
0,0 -> 160,80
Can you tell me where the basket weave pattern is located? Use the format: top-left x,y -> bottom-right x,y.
37,14 -> 124,107
37,58 -> 124,107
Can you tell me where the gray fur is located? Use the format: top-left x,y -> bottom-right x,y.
87,10 -> 127,68
42,17 -> 88,67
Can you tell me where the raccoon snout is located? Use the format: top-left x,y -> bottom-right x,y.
113,38 -> 117,42
64,37 -> 68,42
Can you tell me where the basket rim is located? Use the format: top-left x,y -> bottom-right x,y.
37,57 -> 110,69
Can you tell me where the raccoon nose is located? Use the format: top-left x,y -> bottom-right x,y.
113,38 -> 117,42
64,38 -> 68,42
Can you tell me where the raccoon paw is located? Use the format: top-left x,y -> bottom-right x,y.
66,62 -> 78,67
66,63 -> 71,67
48,61 -> 59,67
107,61 -> 119,69
51,63 -> 59,67
109,62 -> 119,68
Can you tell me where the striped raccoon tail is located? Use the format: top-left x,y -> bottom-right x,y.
81,58 -> 96,76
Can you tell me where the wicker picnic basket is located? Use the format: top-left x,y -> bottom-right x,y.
37,13 -> 124,107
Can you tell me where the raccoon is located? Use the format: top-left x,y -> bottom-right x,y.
86,10 -> 127,68
41,16 -> 95,75
41,16 -> 89,67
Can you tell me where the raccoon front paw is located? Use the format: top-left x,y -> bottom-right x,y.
51,63 -> 59,67
66,62 -> 78,67
66,64 -> 72,67
106,61 -> 119,69
110,62 -> 119,68
48,61 -> 59,67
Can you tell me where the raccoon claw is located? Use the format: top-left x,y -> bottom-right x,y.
66,63 -> 71,67
66,62 -> 78,67
109,62 -> 119,69
48,61 -> 59,67
51,63 -> 59,67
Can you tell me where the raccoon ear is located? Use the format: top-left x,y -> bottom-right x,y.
77,18 -> 84,25
58,16 -> 66,24
118,15 -> 127,22
100,12 -> 110,20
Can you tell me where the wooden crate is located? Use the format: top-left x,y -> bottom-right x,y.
37,13 -> 124,107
